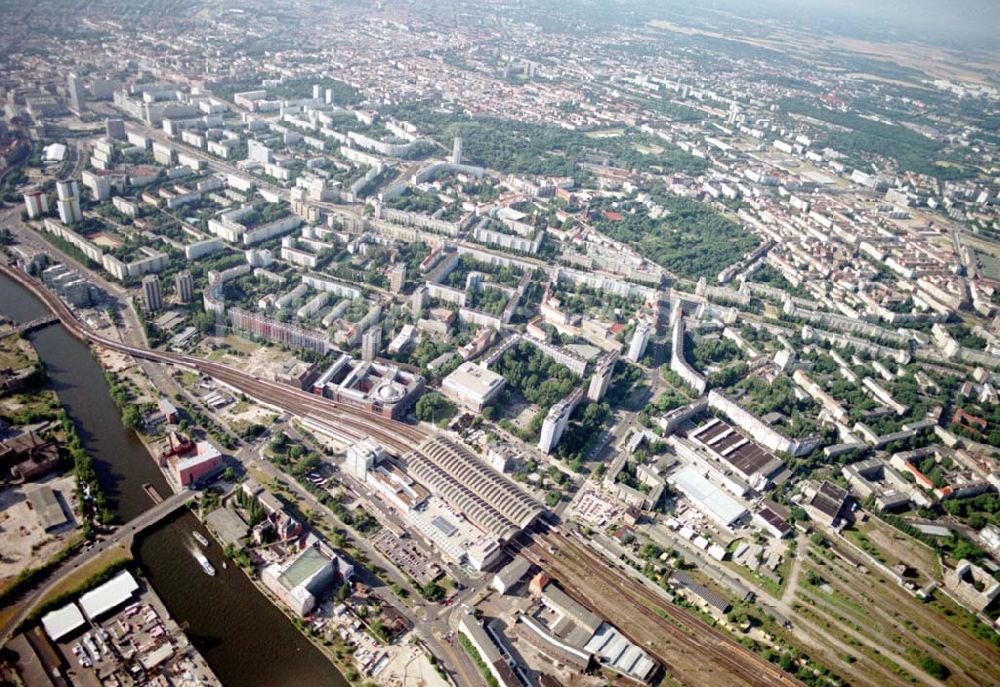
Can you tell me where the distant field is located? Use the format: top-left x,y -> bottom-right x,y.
976,249 -> 1000,280
584,128 -> 625,139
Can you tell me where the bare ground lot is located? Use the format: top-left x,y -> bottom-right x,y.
0,474 -> 79,588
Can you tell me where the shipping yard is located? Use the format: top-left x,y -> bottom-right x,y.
38,570 -> 218,687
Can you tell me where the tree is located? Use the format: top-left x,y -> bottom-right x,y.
415,393 -> 455,425
421,581 -> 445,601
121,405 -> 143,431
919,656 -> 949,680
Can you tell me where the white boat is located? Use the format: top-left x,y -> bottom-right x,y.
192,531 -> 209,547
193,551 -> 216,576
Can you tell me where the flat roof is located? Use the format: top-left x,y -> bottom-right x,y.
43,143 -> 66,162
494,556 -> 531,588
671,465 -> 748,526
443,362 -> 505,398
280,547 -> 331,589
41,603 -> 85,641
175,442 -> 222,471
205,506 -> 249,546
431,515 -> 458,537
78,571 -> 139,620
140,643 -> 174,670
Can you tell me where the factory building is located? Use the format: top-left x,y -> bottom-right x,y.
687,417 -> 786,489
172,441 -> 223,486
457,614 -> 522,687
669,464 -> 750,529
261,542 -> 354,617
525,575 -> 658,684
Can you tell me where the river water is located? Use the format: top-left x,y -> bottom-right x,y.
0,273 -> 346,687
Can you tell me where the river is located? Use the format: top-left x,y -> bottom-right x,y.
0,272 -> 346,687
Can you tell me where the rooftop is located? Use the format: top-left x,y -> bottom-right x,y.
278,546 -> 332,590
671,464 -> 749,526
78,570 -> 139,621
691,418 -> 785,480
27,485 -> 69,531
41,603 -> 85,641
443,361 -> 505,397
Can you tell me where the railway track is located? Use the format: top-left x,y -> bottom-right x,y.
0,262 -> 427,454
512,530 -> 803,687
6,262 -> 802,685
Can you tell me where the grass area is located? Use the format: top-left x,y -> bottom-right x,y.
229,400 -> 252,414
222,335 -> 259,355
633,142 -> 664,154
843,529 -> 888,564
855,516 -> 942,582
0,387 -> 61,425
928,594 -> 1000,651
0,337 -> 35,370
795,589 -> 872,642
177,371 -> 200,386
585,128 -> 625,138
800,562 -> 872,620
790,601 -> 900,682
724,543 -> 794,598
0,534 -> 85,604
457,633 -> 500,687
34,544 -> 132,609
809,538 -> 1000,683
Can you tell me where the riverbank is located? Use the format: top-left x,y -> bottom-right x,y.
6,549 -> 221,687
0,267 -> 348,687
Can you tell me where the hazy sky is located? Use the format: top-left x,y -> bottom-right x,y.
693,0 -> 1000,48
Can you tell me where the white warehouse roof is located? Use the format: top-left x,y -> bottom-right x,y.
78,570 -> 139,620
41,603 -> 85,641
671,465 -> 748,527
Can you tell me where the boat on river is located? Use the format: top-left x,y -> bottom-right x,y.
193,550 -> 216,576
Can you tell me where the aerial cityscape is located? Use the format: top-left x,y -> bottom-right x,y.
0,1 -> 998,686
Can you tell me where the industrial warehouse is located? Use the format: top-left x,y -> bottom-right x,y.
347,435 -> 544,571
6,3 -> 1000,686
401,437 -> 544,541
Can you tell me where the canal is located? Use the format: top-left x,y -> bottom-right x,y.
0,272 -> 347,687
